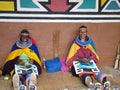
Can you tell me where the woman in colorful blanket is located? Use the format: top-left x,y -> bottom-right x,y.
65,25 -> 111,89
2,29 -> 42,90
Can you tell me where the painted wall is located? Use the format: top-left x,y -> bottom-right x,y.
0,22 -> 120,67
0,0 -> 120,22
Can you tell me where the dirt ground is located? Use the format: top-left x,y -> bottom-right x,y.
0,66 -> 120,90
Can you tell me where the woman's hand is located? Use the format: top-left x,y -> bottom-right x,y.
76,56 -> 92,62
29,59 -> 34,64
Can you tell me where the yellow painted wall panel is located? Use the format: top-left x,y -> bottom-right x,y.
101,0 -> 107,6
0,1 -> 14,11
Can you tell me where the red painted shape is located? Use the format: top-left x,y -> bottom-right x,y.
45,0 -> 71,12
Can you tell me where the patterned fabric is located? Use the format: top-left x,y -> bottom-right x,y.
11,37 -> 40,59
66,35 -> 99,67
2,37 -> 42,76
19,52 -> 30,65
2,48 -> 42,76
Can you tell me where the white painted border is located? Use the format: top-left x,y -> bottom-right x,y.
0,19 -> 120,23
0,13 -> 120,23
0,13 -> 120,18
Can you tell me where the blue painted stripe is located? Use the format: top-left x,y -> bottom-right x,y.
106,1 -> 120,10
20,0 -> 39,8
78,0 -> 96,9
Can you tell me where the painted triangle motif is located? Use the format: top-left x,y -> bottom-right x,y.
102,0 -> 120,12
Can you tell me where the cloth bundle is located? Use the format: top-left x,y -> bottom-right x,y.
45,57 -> 62,72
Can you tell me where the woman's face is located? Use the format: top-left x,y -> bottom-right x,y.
79,28 -> 87,39
20,33 -> 29,42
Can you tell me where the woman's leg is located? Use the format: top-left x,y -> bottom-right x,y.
95,72 -> 110,84
95,72 -> 112,89
71,66 -> 94,88
12,74 -> 19,90
71,66 -> 79,77
25,72 -> 37,90
80,74 -> 94,88
12,74 -> 26,90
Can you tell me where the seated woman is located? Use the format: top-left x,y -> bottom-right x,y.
65,25 -> 112,89
2,29 -> 42,90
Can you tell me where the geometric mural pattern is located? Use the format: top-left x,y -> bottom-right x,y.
0,0 -> 120,22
